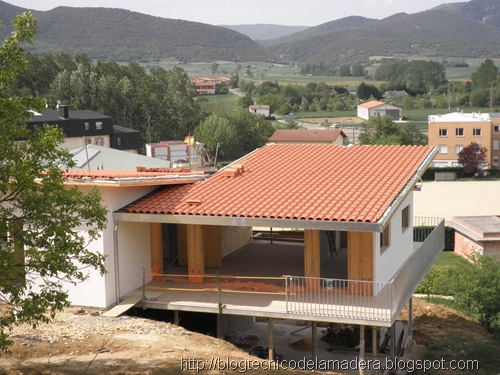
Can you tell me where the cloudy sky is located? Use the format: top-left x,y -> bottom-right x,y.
7,0 -> 468,26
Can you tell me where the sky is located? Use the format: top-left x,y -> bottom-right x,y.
6,0 -> 469,26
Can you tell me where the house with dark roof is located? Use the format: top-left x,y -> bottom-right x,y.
39,143 -> 444,360
27,105 -> 143,153
268,129 -> 347,145
383,90 -> 409,100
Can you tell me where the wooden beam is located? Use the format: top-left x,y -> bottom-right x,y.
304,230 -> 321,290
187,224 -> 204,283
150,223 -> 163,274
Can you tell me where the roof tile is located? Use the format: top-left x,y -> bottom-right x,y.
121,144 -> 434,223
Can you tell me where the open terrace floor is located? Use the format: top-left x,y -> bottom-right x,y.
124,240 -> 393,326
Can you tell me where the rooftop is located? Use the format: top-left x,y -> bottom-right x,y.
268,129 -> 346,143
358,101 -> 385,109
119,144 -> 435,226
428,112 -> 492,123
452,215 -> 500,241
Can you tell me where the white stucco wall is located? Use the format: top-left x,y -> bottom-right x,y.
117,221 -> 152,298
374,192 -> 414,284
61,185 -> 157,308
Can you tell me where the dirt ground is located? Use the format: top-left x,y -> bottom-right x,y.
0,299 -> 496,374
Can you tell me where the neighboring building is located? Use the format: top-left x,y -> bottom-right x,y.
69,145 -> 172,171
27,106 -> 143,153
145,140 -> 209,169
357,101 -> 402,121
267,129 -> 347,145
452,216 -> 500,258
191,77 -> 230,95
249,105 -> 270,117
428,112 -> 500,168
383,90 -> 409,100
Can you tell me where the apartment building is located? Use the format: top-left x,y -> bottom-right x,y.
428,112 -> 500,168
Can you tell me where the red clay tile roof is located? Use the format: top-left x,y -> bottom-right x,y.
268,129 -> 345,143
121,144 -> 435,223
359,100 -> 385,109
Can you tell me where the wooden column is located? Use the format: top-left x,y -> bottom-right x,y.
150,223 -> 163,275
187,224 -> 205,283
304,230 -> 321,289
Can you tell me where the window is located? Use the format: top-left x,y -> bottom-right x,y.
473,128 -> 482,137
438,145 -> 448,154
84,138 -> 92,145
494,125 -> 499,134
96,121 -> 103,130
95,137 -> 104,146
84,122 -> 90,131
439,128 -> 448,137
455,128 -> 464,137
117,137 -> 122,146
402,206 -> 410,231
494,140 -> 500,151
455,145 -> 463,154
380,224 -> 390,248
494,156 -> 499,166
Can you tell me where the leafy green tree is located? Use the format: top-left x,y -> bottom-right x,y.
351,64 -> 365,77
458,142 -> 488,176
0,13 -> 107,353
228,74 -> 239,88
449,253 -> 500,334
471,59 -> 499,89
338,64 -> 351,77
194,113 -> 239,159
210,62 -> 219,75
358,116 -> 425,145
357,82 -> 381,100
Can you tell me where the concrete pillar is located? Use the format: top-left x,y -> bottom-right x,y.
312,322 -> 317,359
359,325 -> 365,375
268,318 -> 274,361
390,323 -> 396,360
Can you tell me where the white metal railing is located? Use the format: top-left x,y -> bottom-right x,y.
285,276 -> 392,322
389,217 -> 445,320
142,217 -> 444,324
284,217 -> 445,323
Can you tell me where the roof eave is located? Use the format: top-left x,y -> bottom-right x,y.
112,212 -> 383,232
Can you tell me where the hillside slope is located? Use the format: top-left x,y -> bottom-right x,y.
266,10 -> 500,64
0,1 -> 275,62
221,24 -> 309,41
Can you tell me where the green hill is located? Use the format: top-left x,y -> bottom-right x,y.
0,1 -> 275,62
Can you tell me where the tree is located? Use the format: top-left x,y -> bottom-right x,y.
449,253 -> 500,334
471,59 -> 498,89
210,62 -> 219,75
458,142 -> 488,176
357,82 -> 381,100
0,13 -> 107,353
194,113 -> 239,160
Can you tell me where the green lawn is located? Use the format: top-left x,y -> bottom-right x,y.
434,251 -> 469,267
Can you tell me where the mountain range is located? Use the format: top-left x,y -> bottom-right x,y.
0,0 -> 499,64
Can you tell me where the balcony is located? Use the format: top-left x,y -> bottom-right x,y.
133,217 -> 444,326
